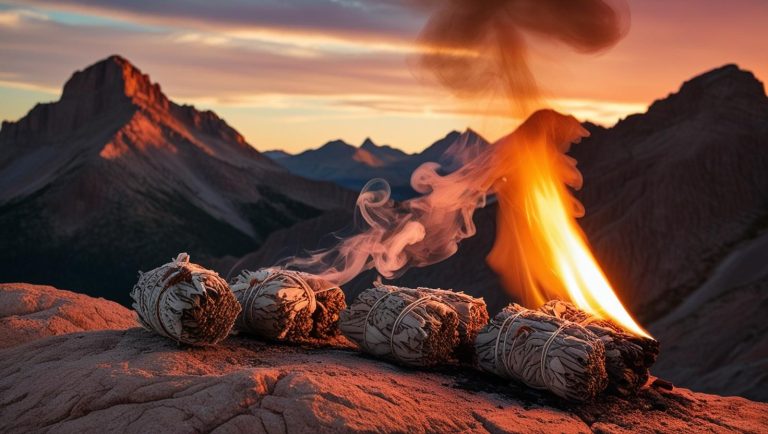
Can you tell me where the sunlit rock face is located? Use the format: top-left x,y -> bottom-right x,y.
1,284 -> 766,433
0,56 -> 356,304
0,282 -> 136,349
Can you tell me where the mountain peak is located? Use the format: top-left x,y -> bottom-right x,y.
686,63 -> 754,83
460,128 -> 483,140
359,136 -> 410,163
319,139 -> 355,152
678,64 -> 764,98
360,137 -> 377,149
644,64 -> 766,119
0,55 -> 266,165
61,55 -> 169,109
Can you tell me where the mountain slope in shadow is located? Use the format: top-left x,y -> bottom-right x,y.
0,55 -> 356,304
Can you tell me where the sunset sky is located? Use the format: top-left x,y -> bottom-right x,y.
0,0 -> 766,153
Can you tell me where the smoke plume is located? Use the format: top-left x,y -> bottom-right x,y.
414,0 -> 629,114
285,0 -> 629,291
286,110 -> 586,288
286,133 -> 489,285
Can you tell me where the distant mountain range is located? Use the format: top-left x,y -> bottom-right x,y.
0,55 -> 355,304
229,64 -> 768,401
268,130 -> 489,198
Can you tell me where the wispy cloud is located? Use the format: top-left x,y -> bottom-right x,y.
1,0 -> 765,152
12,0 -> 422,45
0,79 -> 59,94
0,7 -> 48,26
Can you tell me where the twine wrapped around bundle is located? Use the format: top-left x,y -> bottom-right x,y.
130,253 -> 241,346
539,300 -> 659,396
413,287 -> 489,362
475,304 -> 608,401
340,284 -> 461,367
230,268 -> 346,342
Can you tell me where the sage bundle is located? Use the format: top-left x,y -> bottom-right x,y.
130,253 -> 240,346
539,300 -> 659,396
413,287 -> 489,362
230,268 -> 346,342
340,284 -> 461,367
475,304 -> 608,402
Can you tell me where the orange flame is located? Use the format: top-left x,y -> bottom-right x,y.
286,109 -> 650,337
287,0 -> 647,337
407,0 -> 645,336
487,110 -> 650,338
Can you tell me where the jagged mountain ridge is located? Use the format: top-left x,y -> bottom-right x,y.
360,137 -> 409,164
271,129 -> 489,198
0,55 -> 355,304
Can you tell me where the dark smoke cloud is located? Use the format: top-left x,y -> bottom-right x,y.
284,0 -> 630,289
413,0 -> 629,113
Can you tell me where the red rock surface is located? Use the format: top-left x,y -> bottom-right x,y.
0,283 -> 136,349
1,285 -> 766,433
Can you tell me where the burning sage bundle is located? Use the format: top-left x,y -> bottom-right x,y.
341,284 -> 464,367
475,304 -> 608,402
230,268 -> 346,342
130,253 -> 241,346
539,300 -> 659,396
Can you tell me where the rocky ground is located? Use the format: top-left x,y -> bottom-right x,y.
1,285 -> 766,433
0,283 -> 136,349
